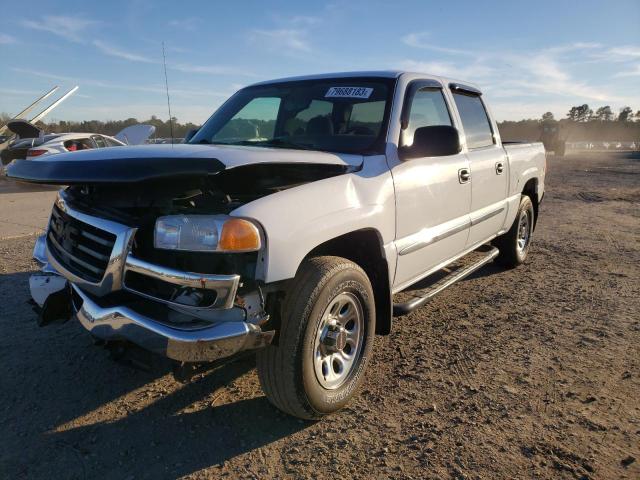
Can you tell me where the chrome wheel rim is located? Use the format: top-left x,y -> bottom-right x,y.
313,292 -> 364,390
517,209 -> 531,253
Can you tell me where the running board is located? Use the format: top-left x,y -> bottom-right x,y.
393,246 -> 500,316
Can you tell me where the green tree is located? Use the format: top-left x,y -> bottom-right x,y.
594,106 -> 614,121
541,112 -> 555,122
567,104 -> 591,122
618,106 -> 633,122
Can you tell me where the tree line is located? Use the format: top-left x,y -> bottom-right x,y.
499,105 -> 640,142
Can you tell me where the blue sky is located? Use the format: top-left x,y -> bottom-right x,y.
1,0 -> 639,123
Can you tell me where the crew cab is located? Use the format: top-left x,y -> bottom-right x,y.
7,71 -> 545,419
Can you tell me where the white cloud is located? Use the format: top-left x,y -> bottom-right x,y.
614,64 -> 640,77
274,14 -> 321,26
170,63 -> 256,77
249,29 -> 311,54
399,35 -> 640,119
397,59 -> 494,79
93,40 -> 156,63
0,33 -> 16,44
10,67 -> 229,99
168,18 -> 200,31
21,15 -> 97,42
607,45 -> 640,58
0,87 -> 42,96
401,32 -> 474,56
90,40 -> 255,76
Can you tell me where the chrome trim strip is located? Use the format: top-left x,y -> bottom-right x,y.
123,255 -> 240,310
471,206 -> 505,226
80,230 -> 112,247
75,243 -> 110,261
399,220 -> 471,256
48,232 -> 103,275
398,206 -> 506,257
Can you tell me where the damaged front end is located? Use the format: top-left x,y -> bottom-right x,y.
16,151 -> 354,363
29,190 -> 274,362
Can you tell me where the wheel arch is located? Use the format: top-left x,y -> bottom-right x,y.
305,228 -> 392,335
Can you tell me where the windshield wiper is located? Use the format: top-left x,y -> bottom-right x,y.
208,139 -> 315,151
256,138 -> 314,151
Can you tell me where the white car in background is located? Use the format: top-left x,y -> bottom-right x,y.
26,132 -> 127,159
1,122 -> 156,164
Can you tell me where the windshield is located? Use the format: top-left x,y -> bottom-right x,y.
190,78 -> 394,154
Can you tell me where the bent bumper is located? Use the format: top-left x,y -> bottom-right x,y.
71,285 -> 274,362
71,285 -> 273,362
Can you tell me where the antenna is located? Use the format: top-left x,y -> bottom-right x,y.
162,42 -> 174,145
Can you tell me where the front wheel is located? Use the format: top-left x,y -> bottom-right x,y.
493,195 -> 535,268
256,256 -> 375,419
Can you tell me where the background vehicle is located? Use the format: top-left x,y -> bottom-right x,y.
1,123 -> 155,165
8,71 -> 545,420
540,121 -> 566,156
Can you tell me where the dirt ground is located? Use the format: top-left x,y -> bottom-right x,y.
1,152 -> 638,479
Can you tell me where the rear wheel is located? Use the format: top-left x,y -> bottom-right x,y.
493,195 -> 535,268
256,256 -> 375,419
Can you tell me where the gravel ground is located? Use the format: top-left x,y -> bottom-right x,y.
1,152 -> 639,479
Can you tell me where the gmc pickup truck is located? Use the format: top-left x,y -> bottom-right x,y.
7,71 -> 545,419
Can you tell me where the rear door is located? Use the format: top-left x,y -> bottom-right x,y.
392,81 -> 471,289
450,86 -> 508,247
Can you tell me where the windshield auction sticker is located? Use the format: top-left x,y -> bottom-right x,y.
325,87 -> 373,99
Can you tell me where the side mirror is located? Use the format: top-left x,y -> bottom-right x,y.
401,125 -> 461,159
184,129 -> 198,143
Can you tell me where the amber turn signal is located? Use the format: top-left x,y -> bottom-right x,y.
219,219 -> 261,252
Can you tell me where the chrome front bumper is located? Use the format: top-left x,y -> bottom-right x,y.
71,285 -> 273,362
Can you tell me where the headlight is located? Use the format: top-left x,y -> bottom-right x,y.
154,215 -> 261,252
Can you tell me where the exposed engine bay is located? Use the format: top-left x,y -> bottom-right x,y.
23,159 -> 355,322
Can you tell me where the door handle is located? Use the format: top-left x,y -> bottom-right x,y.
495,162 -> 504,174
458,168 -> 471,183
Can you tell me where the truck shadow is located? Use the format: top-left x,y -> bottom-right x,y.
43,357 -> 307,479
0,270 -> 307,479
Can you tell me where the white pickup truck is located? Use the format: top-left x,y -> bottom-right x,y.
8,71 -> 545,419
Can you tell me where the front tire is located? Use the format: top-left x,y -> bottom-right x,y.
493,195 -> 535,268
256,256 -> 375,419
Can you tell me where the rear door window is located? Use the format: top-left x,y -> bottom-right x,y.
452,93 -> 494,149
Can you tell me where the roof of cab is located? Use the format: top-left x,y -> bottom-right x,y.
247,70 -> 481,93
248,70 -> 404,87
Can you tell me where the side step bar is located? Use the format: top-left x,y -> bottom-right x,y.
393,246 -> 500,316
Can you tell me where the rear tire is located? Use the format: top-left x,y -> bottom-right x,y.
493,195 -> 534,268
256,256 -> 375,419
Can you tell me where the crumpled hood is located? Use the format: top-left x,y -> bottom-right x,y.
6,144 -> 363,184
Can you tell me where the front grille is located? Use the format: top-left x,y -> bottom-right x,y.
47,204 -> 117,282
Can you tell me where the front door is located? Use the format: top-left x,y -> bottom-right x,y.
392,84 -> 471,290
